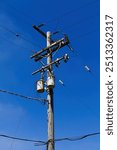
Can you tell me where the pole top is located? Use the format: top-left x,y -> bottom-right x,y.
47,31 -> 51,35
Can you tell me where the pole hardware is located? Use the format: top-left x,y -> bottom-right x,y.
32,54 -> 69,75
31,36 -> 69,61
33,25 -> 47,38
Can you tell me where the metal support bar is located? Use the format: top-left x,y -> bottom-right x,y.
33,25 -> 47,38
32,54 -> 69,75
31,37 -> 69,59
34,41 -> 69,62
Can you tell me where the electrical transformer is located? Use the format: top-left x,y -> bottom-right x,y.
37,79 -> 44,93
47,76 -> 55,89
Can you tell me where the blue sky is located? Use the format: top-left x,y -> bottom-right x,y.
0,0 -> 100,150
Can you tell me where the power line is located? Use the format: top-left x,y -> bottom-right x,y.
35,132 -> 100,146
0,132 -> 99,146
0,2 -> 99,51
71,27 -> 99,41
0,89 -> 47,103
54,132 -> 100,142
62,13 -> 99,32
3,0 -> 99,34
49,4 -> 99,37
4,0 -> 99,26
0,25 -> 40,48
0,34 -> 31,50
0,134 -> 46,144
45,0 -> 99,24
64,27 -> 99,59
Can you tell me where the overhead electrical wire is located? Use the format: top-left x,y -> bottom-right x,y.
0,134 -> 46,144
71,27 -> 99,41
0,13 -> 99,77
0,0 -> 99,58
0,89 -> 47,103
0,20 -> 99,50
54,132 -> 100,142
35,132 -> 100,146
0,25 -> 40,48
0,132 -> 99,146
55,27 -> 99,60
0,34 -> 31,50
0,23 -> 99,67
0,0 -> 99,52
62,13 -> 99,32
45,0 -> 99,24
67,27 -> 99,77
49,2 -> 99,35
5,0 -> 99,26
4,0 -> 99,33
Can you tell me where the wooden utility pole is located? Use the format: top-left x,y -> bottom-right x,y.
47,31 -> 55,150
31,24 -> 70,150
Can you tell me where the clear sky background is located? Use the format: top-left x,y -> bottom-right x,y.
0,0 -> 100,150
